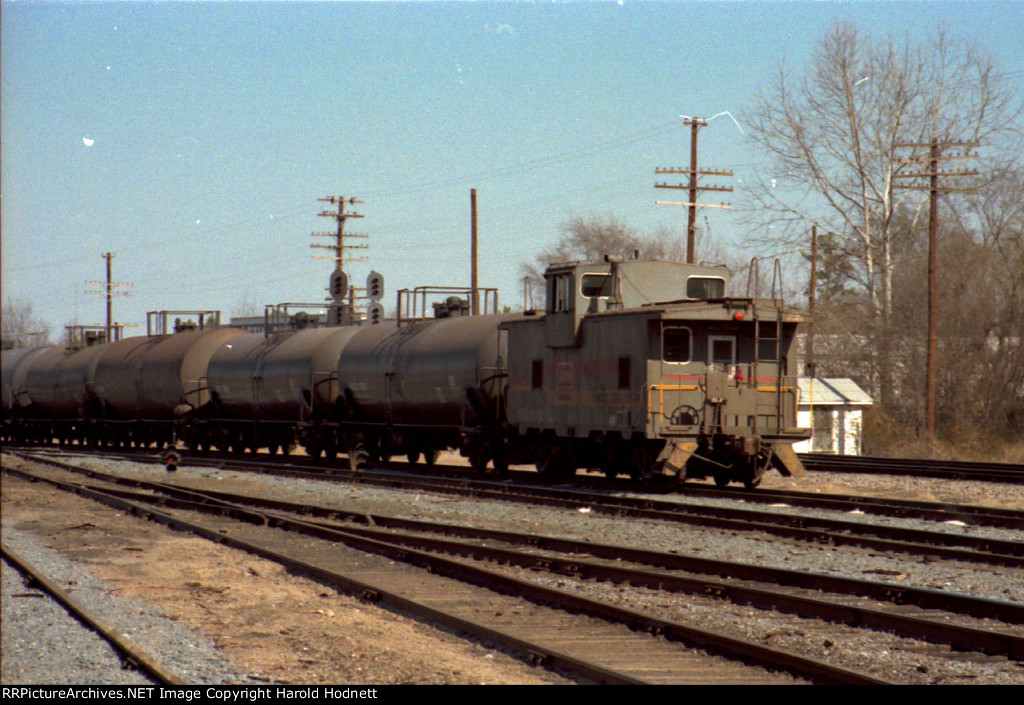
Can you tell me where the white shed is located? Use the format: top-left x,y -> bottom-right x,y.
793,378 -> 873,455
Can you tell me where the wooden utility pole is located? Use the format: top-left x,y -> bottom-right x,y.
313,196 -> 368,325
470,189 -> 479,315
893,138 -> 979,441
313,196 -> 368,272
85,252 -> 133,342
806,225 -> 817,376
655,117 -> 733,263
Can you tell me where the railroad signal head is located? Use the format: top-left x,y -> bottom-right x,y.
367,302 -> 385,325
367,271 -> 384,302
329,303 -> 350,326
330,270 -> 349,300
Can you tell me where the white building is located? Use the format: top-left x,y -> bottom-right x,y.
794,378 -> 873,455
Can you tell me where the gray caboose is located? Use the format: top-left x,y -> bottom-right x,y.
500,257 -> 810,487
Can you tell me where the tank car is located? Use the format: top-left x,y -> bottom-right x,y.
2,319 -> 245,449
19,338 -> 111,445
1,344 -> 58,443
92,324 -> 246,447
201,320 -> 362,456
331,310 -> 514,464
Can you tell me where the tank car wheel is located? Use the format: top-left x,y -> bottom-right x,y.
407,451 -> 421,464
491,449 -> 509,476
466,446 -> 490,474
324,442 -> 338,461
536,444 -> 572,478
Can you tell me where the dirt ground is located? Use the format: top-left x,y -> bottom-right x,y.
0,461 -> 572,685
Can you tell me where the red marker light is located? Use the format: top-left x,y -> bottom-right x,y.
733,312 -> 745,321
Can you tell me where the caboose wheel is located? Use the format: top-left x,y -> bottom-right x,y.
742,457 -> 767,489
629,447 -> 661,484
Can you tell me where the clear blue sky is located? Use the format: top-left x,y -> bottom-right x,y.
3,1 -> 1021,339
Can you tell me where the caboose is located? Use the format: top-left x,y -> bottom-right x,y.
499,257 -> 810,487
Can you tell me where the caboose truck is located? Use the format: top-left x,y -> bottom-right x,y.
497,256 -> 810,487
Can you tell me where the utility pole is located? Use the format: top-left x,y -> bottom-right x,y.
655,117 -> 733,263
806,225 -> 817,376
85,252 -> 133,342
313,196 -> 368,325
893,138 -> 979,441
470,189 -> 479,315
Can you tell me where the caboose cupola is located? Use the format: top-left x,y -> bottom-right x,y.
541,257 -> 732,348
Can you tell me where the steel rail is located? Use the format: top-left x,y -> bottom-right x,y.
799,454 -> 1024,484
660,484 -> 1024,531
1,544 -> 185,686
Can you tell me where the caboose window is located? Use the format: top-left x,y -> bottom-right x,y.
663,327 -> 692,362
549,274 -> 574,313
686,277 -> 726,299
532,359 -> 543,389
618,356 -> 631,389
581,274 -> 613,298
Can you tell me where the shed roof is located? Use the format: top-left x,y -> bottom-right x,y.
798,378 -> 873,406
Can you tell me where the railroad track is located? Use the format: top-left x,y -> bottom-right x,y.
5,455 -> 892,685
6,452 -> 1024,683
798,453 -> 1024,484
16,448 -> 1024,568
71,476 -> 1024,659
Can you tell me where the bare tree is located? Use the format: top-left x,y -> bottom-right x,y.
231,293 -> 263,320
2,297 -> 52,350
746,21 -> 1024,426
746,23 -> 1022,320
